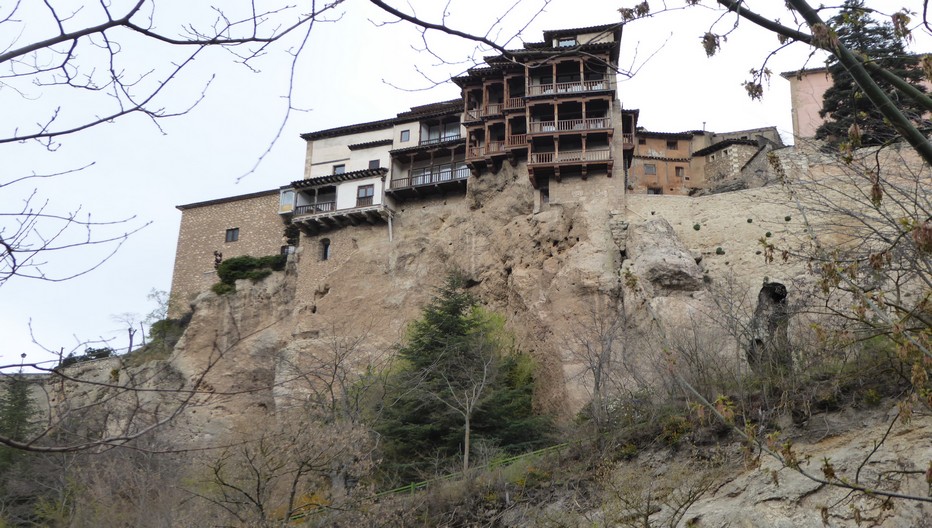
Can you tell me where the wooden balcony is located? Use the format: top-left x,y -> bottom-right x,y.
291,202 -> 392,235
387,166 -> 469,199
463,109 -> 482,122
480,103 -> 503,117
506,134 -> 527,148
526,79 -> 613,97
528,117 -> 611,134
622,133 -> 635,147
467,141 -> 506,159
504,97 -> 526,111
294,201 -> 335,215
528,149 -> 612,165
356,195 -> 374,207
419,134 -> 462,147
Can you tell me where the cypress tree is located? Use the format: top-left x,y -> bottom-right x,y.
815,0 -> 927,149
0,373 -> 39,471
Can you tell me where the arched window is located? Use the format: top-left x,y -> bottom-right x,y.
320,238 -> 331,261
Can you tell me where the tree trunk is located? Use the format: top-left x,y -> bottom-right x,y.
463,416 -> 471,472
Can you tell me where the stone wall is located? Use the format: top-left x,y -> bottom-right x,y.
170,191 -> 285,315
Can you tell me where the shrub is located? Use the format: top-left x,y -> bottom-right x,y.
747,218 -> 753,223
765,231 -> 772,238
212,254 -> 286,294
216,254 -> 286,284
715,247 -> 725,255
211,282 -> 235,295
693,223 -> 701,231
784,215 -> 792,221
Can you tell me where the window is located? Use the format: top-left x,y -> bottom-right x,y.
333,164 -> 345,174
647,187 -> 663,195
675,167 -> 685,178
320,238 -> 331,261
644,163 -> 657,175
279,190 -> 294,213
638,138 -> 646,145
356,184 -> 374,207
400,129 -> 410,142
557,37 -> 577,47
368,159 -> 380,170
666,140 -> 678,150
225,228 -> 239,243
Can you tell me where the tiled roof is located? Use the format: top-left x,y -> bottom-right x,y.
176,189 -> 279,210
300,118 -> 397,141
636,129 -> 706,138
390,137 -> 466,156
291,168 -> 388,188
692,139 -> 759,157
347,139 -> 393,151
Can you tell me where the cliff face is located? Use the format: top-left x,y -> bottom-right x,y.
161,150 -> 821,436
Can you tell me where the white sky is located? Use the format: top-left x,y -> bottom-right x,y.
1,0 -> 925,370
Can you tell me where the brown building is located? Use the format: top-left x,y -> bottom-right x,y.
628,127 -> 784,195
169,23 -> 784,311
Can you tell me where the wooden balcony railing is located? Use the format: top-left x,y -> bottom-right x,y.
528,149 -> 612,165
622,133 -> 635,145
391,166 -> 470,188
504,97 -> 525,110
419,134 -> 461,146
467,141 -> 506,159
356,196 -> 374,207
480,103 -> 503,117
528,117 -> 611,134
526,79 -> 612,96
506,134 -> 527,147
294,201 -> 336,215
464,109 -> 481,121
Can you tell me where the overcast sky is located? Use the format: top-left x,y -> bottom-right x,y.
1,0 -> 923,370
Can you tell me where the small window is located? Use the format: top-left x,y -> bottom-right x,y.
644,164 -> 657,175
647,187 -> 663,195
400,129 -> 410,142
356,184 -> 374,207
637,138 -> 646,145
557,37 -> 577,47
279,190 -> 294,213
368,159 -> 380,170
225,228 -> 239,243
675,167 -> 685,178
320,238 -> 331,261
666,140 -> 678,150
333,164 -> 345,174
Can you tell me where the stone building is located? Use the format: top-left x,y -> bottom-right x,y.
169,23 -> 783,312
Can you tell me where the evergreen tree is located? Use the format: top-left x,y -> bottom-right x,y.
0,372 -> 39,471
815,0 -> 927,149
376,274 -> 550,481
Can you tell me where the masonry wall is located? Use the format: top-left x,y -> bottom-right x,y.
702,144 -> 760,184
170,192 -> 285,314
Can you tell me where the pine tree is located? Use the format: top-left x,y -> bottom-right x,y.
815,0 -> 927,149
376,274 -> 550,481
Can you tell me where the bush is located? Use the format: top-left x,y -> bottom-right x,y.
212,254 -> 286,294
211,282 -> 235,295
216,254 -> 286,284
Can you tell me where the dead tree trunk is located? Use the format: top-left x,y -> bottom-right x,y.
747,282 -> 791,375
